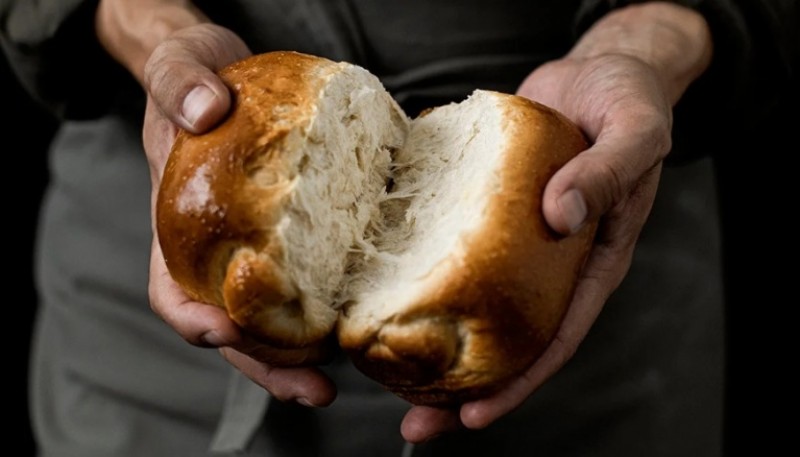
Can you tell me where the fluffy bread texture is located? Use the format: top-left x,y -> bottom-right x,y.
156,51 -> 595,403
157,51 -> 408,364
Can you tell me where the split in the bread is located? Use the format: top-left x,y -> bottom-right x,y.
156,51 -> 595,405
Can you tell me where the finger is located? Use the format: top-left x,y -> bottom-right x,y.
233,334 -> 333,366
461,168 -> 662,429
143,98 -> 180,187
148,237 -> 243,348
143,24 -> 251,133
515,60 -> 570,109
149,235 -> 335,366
459,336 -> 571,430
219,347 -> 337,407
542,108 -> 671,235
401,406 -> 463,443
458,252 -> 618,429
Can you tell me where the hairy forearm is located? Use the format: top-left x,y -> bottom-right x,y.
95,0 -> 208,84
570,2 -> 713,105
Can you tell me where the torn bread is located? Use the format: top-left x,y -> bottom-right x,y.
156,51 -> 595,404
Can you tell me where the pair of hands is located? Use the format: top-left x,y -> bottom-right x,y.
97,0 -> 711,444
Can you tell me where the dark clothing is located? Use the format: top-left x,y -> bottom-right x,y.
1,0 -> 795,455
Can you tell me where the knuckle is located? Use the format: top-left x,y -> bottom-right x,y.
142,44 -> 169,93
593,158 -> 631,206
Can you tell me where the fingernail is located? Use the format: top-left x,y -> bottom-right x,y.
182,85 -> 216,129
296,397 -> 318,408
557,189 -> 587,234
200,330 -> 226,347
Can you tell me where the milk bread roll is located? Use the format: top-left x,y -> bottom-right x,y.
156,51 -> 595,402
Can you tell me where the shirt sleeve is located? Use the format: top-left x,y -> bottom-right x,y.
575,0 -> 799,162
0,0 -> 134,120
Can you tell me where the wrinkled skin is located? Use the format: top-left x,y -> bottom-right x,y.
96,0 -> 711,444
140,25 -> 338,407
402,54 -> 670,441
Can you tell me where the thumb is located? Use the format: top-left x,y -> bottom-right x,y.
143,24 -> 251,133
543,118 -> 671,235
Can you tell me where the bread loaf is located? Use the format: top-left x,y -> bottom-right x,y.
156,51 -> 595,404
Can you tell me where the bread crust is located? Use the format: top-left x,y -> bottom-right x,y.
157,50 -> 595,391
156,52 -> 340,363
337,93 -> 595,405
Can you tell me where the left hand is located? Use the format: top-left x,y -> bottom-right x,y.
96,0 -> 339,406
400,2 -> 712,443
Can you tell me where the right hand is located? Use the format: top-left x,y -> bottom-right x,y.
96,0 -> 337,408
399,2 -> 712,443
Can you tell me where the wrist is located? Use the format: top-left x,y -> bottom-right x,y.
570,2 -> 713,105
95,0 -> 208,85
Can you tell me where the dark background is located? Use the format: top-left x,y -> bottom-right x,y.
4,52 -> 57,456
4,40 -> 797,456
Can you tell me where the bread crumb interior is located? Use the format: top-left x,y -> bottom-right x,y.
277,65 -> 407,323
345,91 -> 505,323
278,78 -> 504,325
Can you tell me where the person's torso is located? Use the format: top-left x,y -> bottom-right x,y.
199,0 -> 582,114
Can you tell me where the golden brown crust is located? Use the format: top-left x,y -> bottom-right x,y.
338,93 -> 595,405
157,50 -> 594,386
156,51 -> 339,361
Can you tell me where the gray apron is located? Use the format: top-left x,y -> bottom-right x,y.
30,1 -> 723,455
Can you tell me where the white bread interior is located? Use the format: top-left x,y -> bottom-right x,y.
280,87 -> 508,332
158,51 -> 592,401
274,64 -> 409,342
342,91 -> 505,325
